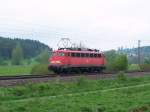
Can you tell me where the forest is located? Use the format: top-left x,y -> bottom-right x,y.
0,36 -> 52,66
0,37 -> 51,59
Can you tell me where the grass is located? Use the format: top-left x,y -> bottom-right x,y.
0,64 -> 145,76
1,75 -> 150,111
0,64 -> 53,76
1,84 -> 150,112
0,66 -> 32,76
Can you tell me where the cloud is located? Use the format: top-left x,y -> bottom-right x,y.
0,0 -> 150,50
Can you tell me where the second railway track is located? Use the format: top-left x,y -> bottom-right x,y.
0,74 -> 56,80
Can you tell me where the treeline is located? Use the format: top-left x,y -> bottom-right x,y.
0,37 -> 52,59
105,49 -> 150,72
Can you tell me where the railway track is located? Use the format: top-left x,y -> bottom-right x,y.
0,71 -> 150,87
0,71 -> 147,80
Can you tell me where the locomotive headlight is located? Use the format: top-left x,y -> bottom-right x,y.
55,61 -> 61,64
51,61 -> 55,64
51,61 -> 61,64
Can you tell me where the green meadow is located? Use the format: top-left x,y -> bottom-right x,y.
0,75 -> 150,112
0,66 -> 32,76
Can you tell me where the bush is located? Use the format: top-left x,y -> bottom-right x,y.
140,64 -> 150,71
30,64 -> 51,75
116,71 -> 127,81
128,64 -> 141,72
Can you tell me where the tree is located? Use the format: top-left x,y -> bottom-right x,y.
104,50 -> 117,71
0,56 -> 5,65
144,58 -> 150,64
104,50 -> 128,71
11,43 -> 23,65
113,54 -> 128,71
36,49 -> 50,64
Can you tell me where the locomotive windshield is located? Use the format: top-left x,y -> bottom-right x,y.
58,52 -> 65,56
52,52 -> 65,56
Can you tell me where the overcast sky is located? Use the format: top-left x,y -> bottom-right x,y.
0,0 -> 150,50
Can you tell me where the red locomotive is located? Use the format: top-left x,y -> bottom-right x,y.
48,48 -> 106,74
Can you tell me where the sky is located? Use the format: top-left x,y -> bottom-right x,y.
0,0 -> 150,50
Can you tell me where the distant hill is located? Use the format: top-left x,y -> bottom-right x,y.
0,37 -> 52,59
118,46 -> 150,64
118,46 -> 150,56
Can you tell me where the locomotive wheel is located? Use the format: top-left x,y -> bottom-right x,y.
77,68 -> 82,74
62,68 -> 70,74
53,70 -> 61,74
67,68 -> 72,74
53,68 -> 63,74
96,68 -> 102,73
87,68 -> 91,73
91,68 -> 95,73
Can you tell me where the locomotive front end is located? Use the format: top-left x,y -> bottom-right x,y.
48,50 -> 67,73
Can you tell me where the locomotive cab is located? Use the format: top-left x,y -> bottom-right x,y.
50,52 -> 65,64
48,51 -> 70,73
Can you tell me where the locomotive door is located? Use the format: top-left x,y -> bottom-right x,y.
66,52 -> 71,67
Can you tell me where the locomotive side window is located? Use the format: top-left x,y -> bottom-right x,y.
94,54 -> 97,57
71,53 -> 75,57
86,53 -> 89,57
76,53 -> 80,57
81,53 -> 85,57
70,52 -> 102,58
98,54 -> 102,57
90,53 -> 93,57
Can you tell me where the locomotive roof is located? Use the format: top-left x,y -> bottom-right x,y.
54,50 -> 103,54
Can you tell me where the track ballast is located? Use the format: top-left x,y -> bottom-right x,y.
0,71 -> 150,87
